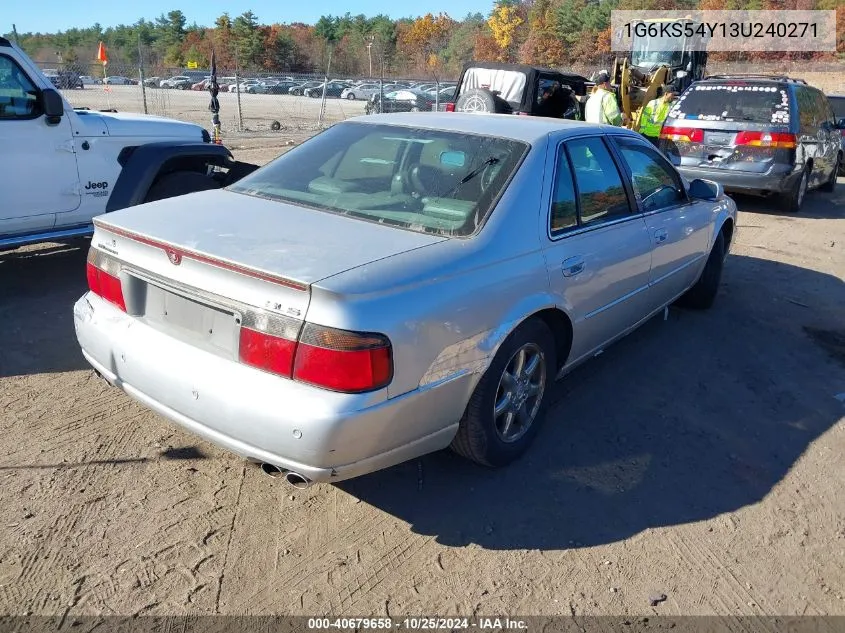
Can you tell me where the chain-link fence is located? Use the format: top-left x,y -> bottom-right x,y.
36,60 -> 459,138
36,58 -> 845,141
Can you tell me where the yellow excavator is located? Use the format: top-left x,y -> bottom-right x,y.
609,17 -> 708,132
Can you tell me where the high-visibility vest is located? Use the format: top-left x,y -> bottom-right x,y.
585,88 -> 622,126
640,98 -> 672,137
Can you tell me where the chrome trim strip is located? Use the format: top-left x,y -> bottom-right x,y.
584,283 -> 650,320
549,213 -> 643,241
648,255 -> 705,287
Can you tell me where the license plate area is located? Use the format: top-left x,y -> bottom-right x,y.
131,275 -> 240,357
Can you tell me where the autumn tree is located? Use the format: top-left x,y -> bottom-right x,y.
443,13 -> 487,73
520,0 -> 566,66
488,0 -> 526,61
400,13 -> 454,75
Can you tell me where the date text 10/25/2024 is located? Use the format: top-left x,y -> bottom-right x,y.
307,618 -> 528,630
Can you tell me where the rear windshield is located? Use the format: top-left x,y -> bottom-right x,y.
228,122 -> 528,237
669,83 -> 791,126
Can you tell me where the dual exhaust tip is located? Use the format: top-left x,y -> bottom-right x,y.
260,463 -> 312,489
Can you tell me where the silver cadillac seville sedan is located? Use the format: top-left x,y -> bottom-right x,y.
74,113 -> 737,487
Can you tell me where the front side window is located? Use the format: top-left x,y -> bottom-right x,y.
228,122 -> 528,237
0,55 -> 40,119
612,137 -> 686,212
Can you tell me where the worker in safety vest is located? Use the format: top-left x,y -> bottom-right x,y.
585,70 -> 626,126
640,85 -> 678,147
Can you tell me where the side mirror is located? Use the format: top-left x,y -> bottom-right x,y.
41,88 -> 64,123
688,178 -> 723,201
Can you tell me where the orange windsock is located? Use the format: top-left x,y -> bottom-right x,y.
96,41 -> 108,64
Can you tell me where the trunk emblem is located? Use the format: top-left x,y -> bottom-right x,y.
166,248 -> 182,265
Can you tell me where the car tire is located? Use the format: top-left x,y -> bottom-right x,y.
820,154 -> 841,193
144,171 -> 220,203
782,165 -> 809,213
346,93 -> 356,100
677,230 -> 726,310
450,318 -> 557,468
455,88 -> 508,114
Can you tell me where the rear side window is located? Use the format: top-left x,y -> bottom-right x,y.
796,87 -> 822,131
669,83 -> 791,126
829,96 -> 845,120
550,150 -> 578,232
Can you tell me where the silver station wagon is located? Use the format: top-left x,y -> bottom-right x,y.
74,113 -> 737,487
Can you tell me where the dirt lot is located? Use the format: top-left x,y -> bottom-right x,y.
1,149 -> 844,619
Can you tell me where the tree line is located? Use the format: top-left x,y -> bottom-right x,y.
6,0 -> 844,78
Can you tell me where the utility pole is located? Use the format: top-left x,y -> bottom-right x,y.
138,34 -> 148,114
366,35 -> 374,78
318,45 -> 332,128
11,24 -> 20,44
234,44 -> 243,132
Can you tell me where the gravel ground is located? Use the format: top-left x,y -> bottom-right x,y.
1,147 -> 844,619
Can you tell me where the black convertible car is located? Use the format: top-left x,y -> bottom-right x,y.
449,61 -> 590,120
365,89 -> 435,114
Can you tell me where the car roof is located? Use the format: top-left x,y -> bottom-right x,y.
460,61 -> 590,83
698,75 -> 808,86
350,112 -> 642,144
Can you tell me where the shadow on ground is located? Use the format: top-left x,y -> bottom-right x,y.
728,176 -> 844,219
339,254 -> 845,550
0,242 -> 89,377
3,235 -> 845,552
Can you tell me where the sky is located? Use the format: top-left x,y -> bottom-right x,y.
6,0 -> 493,34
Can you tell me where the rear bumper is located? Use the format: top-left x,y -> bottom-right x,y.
677,163 -> 801,195
73,293 -> 471,483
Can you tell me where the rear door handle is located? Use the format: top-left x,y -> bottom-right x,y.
562,256 -> 585,277
654,228 -> 668,244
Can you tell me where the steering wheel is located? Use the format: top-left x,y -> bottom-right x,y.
410,165 -> 441,197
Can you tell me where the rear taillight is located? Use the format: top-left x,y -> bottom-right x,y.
293,323 -> 392,393
445,102 -> 455,112
660,126 -> 704,143
734,131 -> 797,149
236,313 -> 392,393
86,248 -> 126,311
239,327 -> 297,377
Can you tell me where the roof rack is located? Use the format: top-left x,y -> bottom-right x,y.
703,74 -> 807,85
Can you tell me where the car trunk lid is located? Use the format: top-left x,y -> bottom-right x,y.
90,190 -> 445,356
